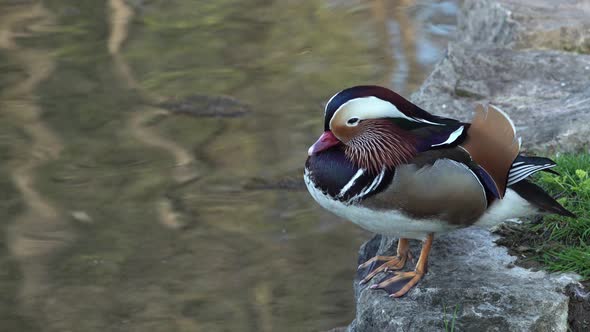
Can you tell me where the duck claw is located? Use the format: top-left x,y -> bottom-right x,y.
369,271 -> 424,298
366,234 -> 434,298
358,255 -> 408,284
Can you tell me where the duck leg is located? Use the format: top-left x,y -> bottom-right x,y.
369,233 -> 433,298
358,238 -> 412,284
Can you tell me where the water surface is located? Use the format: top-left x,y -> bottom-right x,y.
0,0 -> 457,330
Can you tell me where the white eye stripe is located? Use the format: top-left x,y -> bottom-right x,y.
331,97 -> 408,125
329,96 -> 441,129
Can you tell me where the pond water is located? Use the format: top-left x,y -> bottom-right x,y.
0,0 -> 457,331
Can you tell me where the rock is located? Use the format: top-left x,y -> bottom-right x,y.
458,0 -> 590,52
349,228 -> 579,332
410,0 -> 590,153
411,45 -> 590,152
566,283 -> 590,331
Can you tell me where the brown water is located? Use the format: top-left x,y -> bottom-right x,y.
0,0 -> 457,331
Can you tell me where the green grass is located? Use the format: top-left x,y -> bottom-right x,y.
530,153 -> 590,279
442,303 -> 460,332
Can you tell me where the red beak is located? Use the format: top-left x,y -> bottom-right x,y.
308,131 -> 340,156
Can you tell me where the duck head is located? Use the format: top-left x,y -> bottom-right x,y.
308,85 -> 447,173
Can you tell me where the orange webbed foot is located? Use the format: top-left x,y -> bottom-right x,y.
365,234 -> 434,298
358,238 -> 411,284
358,255 -> 408,284
369,270 -> 425,298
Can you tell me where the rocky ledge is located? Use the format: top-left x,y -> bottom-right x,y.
351,229 -> 578,331
349,0 -> 589,331
412,0 -> 590,153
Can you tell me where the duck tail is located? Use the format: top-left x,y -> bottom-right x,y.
510,180 -> 576,218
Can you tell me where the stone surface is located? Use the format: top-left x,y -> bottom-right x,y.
348,0 -> 589,331
411,45 -> 590,152
410,0 -> 590,153
349,229 -> 578,332
566,283 -> 590,331
458,0 -> 590,52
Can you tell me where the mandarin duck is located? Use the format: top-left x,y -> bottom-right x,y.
304,85 -> 574,298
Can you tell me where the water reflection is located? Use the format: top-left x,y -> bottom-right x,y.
0,0 -> 457,331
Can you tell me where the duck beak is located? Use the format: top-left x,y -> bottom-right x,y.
308,131 -> 340,156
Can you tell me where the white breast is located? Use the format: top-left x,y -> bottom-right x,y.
304,170 -> 540,239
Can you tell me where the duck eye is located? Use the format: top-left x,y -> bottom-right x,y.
347,117 -> 359,126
